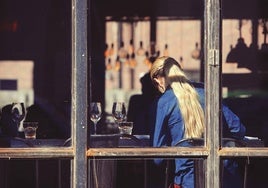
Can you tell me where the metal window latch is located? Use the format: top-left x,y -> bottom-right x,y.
208,49 -> 220,67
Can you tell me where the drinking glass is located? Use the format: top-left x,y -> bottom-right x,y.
23,122 -> 38,139
112,102 -> 126,124
90,102 -> 102,135
118,122 -> 133,135
118,121 -> 133,139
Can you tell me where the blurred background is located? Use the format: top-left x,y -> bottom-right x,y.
0,0 -> 268,140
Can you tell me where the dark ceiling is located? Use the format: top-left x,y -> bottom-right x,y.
94,0 -> 268,19
1,0 -> 267,60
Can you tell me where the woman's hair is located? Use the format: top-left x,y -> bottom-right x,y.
150,56 -> 204,138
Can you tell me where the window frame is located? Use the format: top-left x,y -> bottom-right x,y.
0,0 -> 88,187
87,1 -> 268,188
0,0 -> 267,188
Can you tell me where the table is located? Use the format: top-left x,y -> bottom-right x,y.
0,134 -> 149,148
10,138 -> 67,147
2,135 -> 262,148
0,135 -> 264,188
89,134 -> 150,148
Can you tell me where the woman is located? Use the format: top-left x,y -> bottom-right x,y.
149,56 -> 246,188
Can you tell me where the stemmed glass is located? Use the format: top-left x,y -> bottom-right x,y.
112,102 -> 126,124
90,102 -> 102,135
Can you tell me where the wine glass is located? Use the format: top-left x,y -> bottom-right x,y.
112,102 -> 126,124
90,102 -> 102,135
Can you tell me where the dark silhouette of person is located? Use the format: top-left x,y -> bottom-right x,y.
0,104 -> 18,138
24,97 -> 71,139
127,72 -> 158,135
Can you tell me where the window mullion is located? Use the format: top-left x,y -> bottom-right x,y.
204,0 -> 221,188
72,0 -> 88,187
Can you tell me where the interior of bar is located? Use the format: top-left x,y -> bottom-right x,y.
0,0 -> 268,187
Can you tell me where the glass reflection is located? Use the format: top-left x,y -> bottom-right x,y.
0,1 -> 71,147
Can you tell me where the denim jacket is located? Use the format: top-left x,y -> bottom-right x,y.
149,83 -> 246,188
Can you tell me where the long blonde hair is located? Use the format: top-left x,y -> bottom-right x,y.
150,56 -> 204,138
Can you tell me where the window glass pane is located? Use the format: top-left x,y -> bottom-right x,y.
102,20 -> 204,148
220,158 -> 268,187
0,158 -> 71,188
222,19 -> 268,147
0,0 -> 71,146
88,158 -> 205,188
157,20 -> 202,82
104,21 -> 151,114
87,157 -> 268,188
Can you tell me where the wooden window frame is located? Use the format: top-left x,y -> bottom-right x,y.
0,0 -> 267,188
87,1 -> 268,188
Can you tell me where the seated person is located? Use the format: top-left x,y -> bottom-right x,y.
127,73 -> 158,135
149,56 -> 246,188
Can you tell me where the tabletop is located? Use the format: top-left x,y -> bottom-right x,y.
0,135 -> 264,148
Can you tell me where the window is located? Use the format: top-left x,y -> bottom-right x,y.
1,0 -> 268,188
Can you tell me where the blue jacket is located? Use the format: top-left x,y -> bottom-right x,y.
149,83 -> 246,188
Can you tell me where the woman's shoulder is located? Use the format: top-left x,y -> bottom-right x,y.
158,89 -> 177,104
